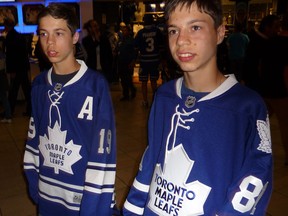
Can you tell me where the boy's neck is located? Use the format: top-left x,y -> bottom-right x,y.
183,70 -> 226,92
52,59 -> 81,75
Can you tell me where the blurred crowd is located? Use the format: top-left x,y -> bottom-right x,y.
0,10 -> 288,164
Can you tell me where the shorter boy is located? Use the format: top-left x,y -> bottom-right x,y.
23,4 -> 117,216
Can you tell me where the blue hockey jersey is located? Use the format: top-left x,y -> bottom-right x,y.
134,25 -> 163,64
23,60 -> 117,216
123,75 -> 273,215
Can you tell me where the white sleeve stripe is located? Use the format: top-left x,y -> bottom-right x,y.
133,178 -> 150,193
84,186 -> 114,194
39,179 -> 83,205
26,145 -> 39,154
87,162 -> 116,168
23,151 -> 39,167
124,200 -> 144,215
86,169 -> 115,186
23,165 -> 39,172
40,174 -> 83,190
39,193 -> 80,211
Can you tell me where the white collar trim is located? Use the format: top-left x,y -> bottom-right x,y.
176,74 -> 238,101
47,60 -> 88,86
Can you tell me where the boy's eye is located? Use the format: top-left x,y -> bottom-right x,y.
191,25 -> 201,31
168,28 -> 178,36
39,32 -> 47,37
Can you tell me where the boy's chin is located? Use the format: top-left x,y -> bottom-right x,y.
177,64 -> 198,74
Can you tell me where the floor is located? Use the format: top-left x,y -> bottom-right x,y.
0,79 -> 288,216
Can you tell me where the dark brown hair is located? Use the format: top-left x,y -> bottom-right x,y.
164,0 -> 223,28
37,3 -> 78,35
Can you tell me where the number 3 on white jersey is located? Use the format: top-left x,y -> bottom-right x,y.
232,175 -> 264,213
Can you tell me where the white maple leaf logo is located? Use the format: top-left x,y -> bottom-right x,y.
148,105 -> 211,216
148,145 -> 211,216
257,115 -> 272,154
39,121 -> 82,174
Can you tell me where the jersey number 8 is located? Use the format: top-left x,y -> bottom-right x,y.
232,175 -> 264,213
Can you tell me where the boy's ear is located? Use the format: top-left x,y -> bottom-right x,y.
217,24 -> 226,45
72,31 -> 79,45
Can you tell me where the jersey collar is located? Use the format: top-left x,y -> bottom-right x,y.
176,74 -> 238,101
47,60 -> 88,87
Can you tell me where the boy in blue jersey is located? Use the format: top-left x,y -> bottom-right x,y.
23,3 -> 117,216
123,0 -> 273,215
134,14 -> 164,107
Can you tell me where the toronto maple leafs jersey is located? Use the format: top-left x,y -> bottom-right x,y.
23,60 -> 117,216
123,75 -> 273,216
134,25 -> 163,64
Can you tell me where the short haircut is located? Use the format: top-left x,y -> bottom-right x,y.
37,3 -> 78,35
258,15 -> 279,33
3,18 -> 15,28
164,0 -> 223,29
83,19 -> 98,32
143,14 -> 154,25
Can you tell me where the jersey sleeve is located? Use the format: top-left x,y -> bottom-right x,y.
217,102 -> 273,215
80,78 -> 117,216
23,77 -> 43,204
23,116 -> 40,204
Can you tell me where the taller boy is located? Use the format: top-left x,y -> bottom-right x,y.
123,0 -> 273,215
23,4 -> 117,216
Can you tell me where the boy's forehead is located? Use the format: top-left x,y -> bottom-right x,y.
39,16 -> 68,29
39,15 -> 65,24
168,3 -> 205,23
168,3 -> 198,18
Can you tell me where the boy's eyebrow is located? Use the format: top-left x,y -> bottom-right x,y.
38,27 -> 67,32
54,28 -> 67,31
168,19 -> 206,27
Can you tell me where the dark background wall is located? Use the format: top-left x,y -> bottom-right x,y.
93,2 -> 120,31
277,0 -> 288,15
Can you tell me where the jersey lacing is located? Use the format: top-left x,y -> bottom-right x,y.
48,90 -> 64,127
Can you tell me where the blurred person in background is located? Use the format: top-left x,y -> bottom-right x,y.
3,18 -> 31,117
134,14 -> 164,108
243,15 -> 280,94
82,19 -> 113,82
117,25 -> 137,101
226,23 -> 249,82
0,36 -> 11,123
262,14 -> 288,166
